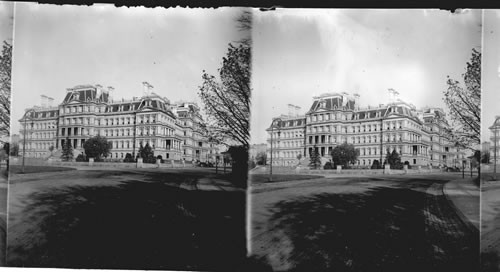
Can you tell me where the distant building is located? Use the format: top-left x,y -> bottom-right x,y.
266,91 -> 464,168
489,116 -> 500,165
482,141 -> 491,152
19,83 -> 218,162
249,143 -> 267,162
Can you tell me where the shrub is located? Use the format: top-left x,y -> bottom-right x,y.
323,162 -> 333,170
123,153 -> 134,163
371,160 -> 381,169
75,154 -> 86,162
404,161 -> 411,169
248,160 -> 256,170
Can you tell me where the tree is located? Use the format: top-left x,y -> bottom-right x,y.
227,145 -> 248,187
198,11 -> 251,149
235,9 -> 252,47
83,135 -> 112,161
371,159 -> 381,169
9,142 -> 18,156
255,151 -> 267,165
61,138 -> 73,161
296,153 -> 303,165
482,151 -> 491,164
331,143 -> 359,168
385,149 -> 403,169
137,143 -> 144,159
124,153 -> 134,163
48,145 -> 54,154
139,143 -> 155,163
2,142 -> 9,171
443,48 -> 480,150
0,41 -> 11,136
309,146 -> 321,169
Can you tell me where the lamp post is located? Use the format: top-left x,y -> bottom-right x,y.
493,127 -> 498,177
215,152 -> 219,174
132,111 -> 138,168
490,117 -> 500,179
269,118 -> 281,182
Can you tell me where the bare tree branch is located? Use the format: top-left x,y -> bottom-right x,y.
0,41 -> 11,136
442,48 -> 481,149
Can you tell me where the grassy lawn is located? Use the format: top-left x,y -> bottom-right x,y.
7,169 -> 246,270
482,172 -> 500,182
9,165 -> 76,174
250,174 -> 323,184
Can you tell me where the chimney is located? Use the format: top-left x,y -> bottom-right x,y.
142,82 -> 153,96
107,86 -> 115,102
40,95 -> 48,108
295,105 -> 301,117
388,88 -> 395,103
353,93 -> 360,110
48,97 -> 54,107
287,104 -> 295,117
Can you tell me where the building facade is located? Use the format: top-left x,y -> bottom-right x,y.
266,92 -> 463,168
19,83 -> 218,162
489,116 -> 500,165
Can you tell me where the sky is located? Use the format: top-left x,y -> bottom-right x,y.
482,10 -> 500,142
11,3 -> 249,134
0,1 -> 13,43
250,9 -> 482,144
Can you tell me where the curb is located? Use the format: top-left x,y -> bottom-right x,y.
442,179 -> 479,234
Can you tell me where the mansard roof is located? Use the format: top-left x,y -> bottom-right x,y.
266,116 -> 306,130
63,86 -> 110,104
308,95 -> 356,112
19,107 -> 59,121
490,116 -> 500,129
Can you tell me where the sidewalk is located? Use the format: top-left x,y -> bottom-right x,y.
481,179 -> 500,248
442,177 -> 479,230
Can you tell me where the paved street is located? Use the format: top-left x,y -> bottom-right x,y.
481,173 -> 500,272
7,167 -> 246,270
250,174 -> 479,272
0,167 -> 7,266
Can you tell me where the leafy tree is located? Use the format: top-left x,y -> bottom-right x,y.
255,151 -> 267,165
235,9 -> 252,47
198,10 -> 251,149
9,142 -> 18,156
137,143 -> 144,159
48,145 -> 54,154
83,135 -> 112,161
385,149 -> 403,169
331,143 -> 359,168
482,151 -> 491,164
296,153 -> 303,165
75,154 -> 86,162
309,146 -> 321,169
139,143 -> 155,163
61,138 -> 73,161
323,161 -> 333,169
443,48 -> 480,149
371,159 -> 381,169
2,142 -> 8,170
123,153 -> 134,163
0,41 -> 11,136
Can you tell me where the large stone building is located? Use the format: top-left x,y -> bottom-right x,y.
266,91 -> 464,168
489,116 -> 500,165
19,83 -> 218,162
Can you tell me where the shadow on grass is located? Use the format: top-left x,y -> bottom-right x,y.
250,174 -> 323,185
9,165 -> 75,174
7,180 -> 246,271
253,184 -> 478,272
481,250 -> 500,272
